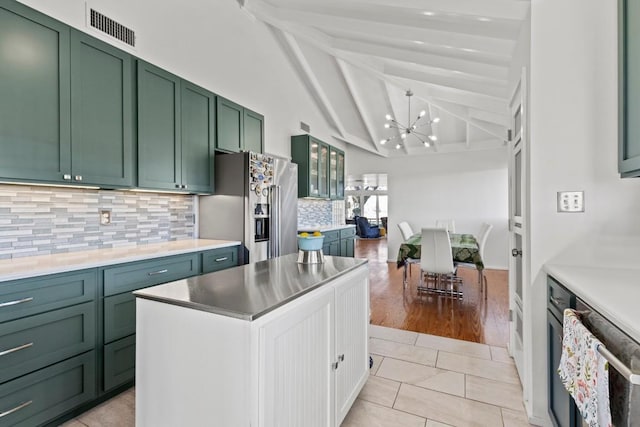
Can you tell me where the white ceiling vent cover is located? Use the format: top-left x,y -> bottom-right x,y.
88,8 -> 135,47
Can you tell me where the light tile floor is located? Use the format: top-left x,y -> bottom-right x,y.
61,325 -> 534,427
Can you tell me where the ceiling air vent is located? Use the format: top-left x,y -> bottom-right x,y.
300,121 -> 310,133
89,9 -> 135,47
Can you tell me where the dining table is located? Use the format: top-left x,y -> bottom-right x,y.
397,233 -> 484,287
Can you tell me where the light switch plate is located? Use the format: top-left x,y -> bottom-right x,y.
557,191 -> 584,213
100,209 -> 112,225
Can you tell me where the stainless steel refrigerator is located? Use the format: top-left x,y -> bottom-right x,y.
199,152 -> 298,263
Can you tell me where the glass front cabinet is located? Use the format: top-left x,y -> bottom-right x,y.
291,135 -> 345,199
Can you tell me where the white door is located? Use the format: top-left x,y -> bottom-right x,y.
508,69 -> 527,381
260,287 -> 334,427
334,269 -> 370,426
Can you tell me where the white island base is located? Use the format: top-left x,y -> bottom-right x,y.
135,263 -> 369,427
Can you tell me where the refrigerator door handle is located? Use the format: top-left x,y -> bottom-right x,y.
269,185 -> 281,258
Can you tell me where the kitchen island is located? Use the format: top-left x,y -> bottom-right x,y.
134,254 -> 369,427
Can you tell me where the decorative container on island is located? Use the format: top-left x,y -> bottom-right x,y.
297,233 -> 324,263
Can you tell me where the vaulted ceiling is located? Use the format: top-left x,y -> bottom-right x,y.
238,0 -> 530,157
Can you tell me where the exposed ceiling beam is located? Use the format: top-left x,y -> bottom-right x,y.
333,38 -> 509,81
331,133 -> 386,156
269,0 -> 529,22
335,59 -> 381,152
468,108 -> 510,127
271,28 -> 348,138
383,63 -> 507,99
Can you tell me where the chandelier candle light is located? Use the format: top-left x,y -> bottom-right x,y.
381,90 -> 440,149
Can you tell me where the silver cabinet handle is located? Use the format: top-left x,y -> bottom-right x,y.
63,174 -> 72,180
74,175 -> 83,181
550,296 -> 565,307
332,361 -> 339,370
338,354 -> 345,362
148,269 -> 168,276
0,342 -> 33,357
215,257 -> 228,262
0,400 -> 33,418
0,297 -> 33,308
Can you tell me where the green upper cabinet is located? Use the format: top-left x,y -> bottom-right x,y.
291,134 -> 344,199
137,61 -> 214,193
619,0 -> 640,177
70,30 -> 134,188
137,61 -> 181,191
216,97 -> 243,153
216,97 -> 264,154
243,108 -> 264,154
181,81 -> 215,193
0,1 -> 71,183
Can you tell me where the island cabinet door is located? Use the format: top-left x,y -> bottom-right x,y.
259,287 -> 335,427
334,268 -> 369,426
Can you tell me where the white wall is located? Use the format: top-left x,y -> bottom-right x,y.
528,0 -> 640,422
347,146 -> 510,269
16,0 -> 342,158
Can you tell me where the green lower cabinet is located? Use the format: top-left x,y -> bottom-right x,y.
0,302 -> 96,384
103,292 -> 136,344
104,335 -> 136,392
201,246 -> 239,274
340,238 -> 355,257
0,351 -> 96,427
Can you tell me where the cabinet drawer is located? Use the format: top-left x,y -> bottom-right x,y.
0,270 -> 96,323
0,351 -> 96,426
102,253 -> 199,296
104,335 -> 135,391
104,293 -> 136,344
201,247 -> 238,274
0,302 -> 96,384
547,276 -> 575,321
323,230 -> 340,243
339,227 -> 356,239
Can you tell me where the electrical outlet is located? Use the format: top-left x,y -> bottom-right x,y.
557,191 -> 584,213
100,209 -> 112,225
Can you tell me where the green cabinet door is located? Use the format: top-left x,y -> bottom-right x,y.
70,30 -> 134,187
181,81 -> 214,193
137,61 -> 182,191
318,142 -> 330,198
620,0 -> 640,176
337,150 -> 345,199
329,147 -> 338,199
291,134 -> 320,197
216,97 -> 243,153
0,1 -> 71,183
243,108 -> 264,153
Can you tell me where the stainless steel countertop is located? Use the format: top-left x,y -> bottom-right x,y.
134,254 -> 368,321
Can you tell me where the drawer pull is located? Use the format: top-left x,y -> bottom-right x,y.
0,342 -> 34,357
147,269 -> 168,276
215,257 -> 228,262
0,297 -> 33,308
550,296 -> 565,307
0,400 -> 33,418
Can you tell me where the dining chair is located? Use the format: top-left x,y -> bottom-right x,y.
397,221 -> 419,283
397,221 -> 414,241
435,219 -> 456,233
418,228 -> 463,299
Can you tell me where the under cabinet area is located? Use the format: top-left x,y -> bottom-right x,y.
135,257 -> 369,427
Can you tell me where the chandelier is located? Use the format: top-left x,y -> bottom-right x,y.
380,90 -> 440,150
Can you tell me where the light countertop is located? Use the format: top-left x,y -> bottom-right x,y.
135,254 -> 368,321
0,239 -> 241,282
543,263 -> 640,343
298,224 -> 356,232
543,234 -> 640,343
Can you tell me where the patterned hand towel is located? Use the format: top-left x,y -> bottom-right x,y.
558,308 -> 612,427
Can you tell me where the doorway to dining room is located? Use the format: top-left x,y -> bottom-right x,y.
356,237 -> 509,346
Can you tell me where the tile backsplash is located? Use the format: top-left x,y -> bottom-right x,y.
298,199 -> 345,228
0,184 -> 195,260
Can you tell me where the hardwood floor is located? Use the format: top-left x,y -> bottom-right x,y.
357,237 -> 510,347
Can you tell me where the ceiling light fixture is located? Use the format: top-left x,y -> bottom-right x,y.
380,90 -> 439,149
